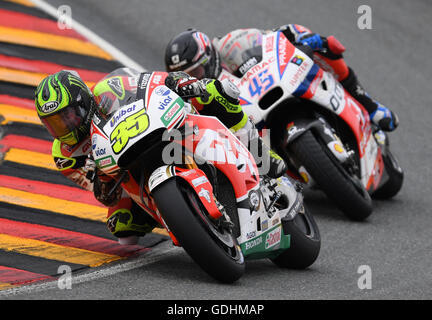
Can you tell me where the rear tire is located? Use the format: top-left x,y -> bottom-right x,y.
270,205 -> 321,269
152,178 -> 244,283
289,130 -> 373,221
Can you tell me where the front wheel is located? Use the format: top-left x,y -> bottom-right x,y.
372,148 -> 404,199
270,205 -> 321,269
288,130 -> 373,221
152,178 -> 245,283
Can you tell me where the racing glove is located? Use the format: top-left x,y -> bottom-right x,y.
298,33 -> 346,56
165,71 -> 206,99
93,170 -> 123,207
297,33 -> 324,51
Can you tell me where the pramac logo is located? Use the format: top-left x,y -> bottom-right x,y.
277,31 -> 295,79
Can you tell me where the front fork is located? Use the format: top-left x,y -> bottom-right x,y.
148,155 -> 230,245
285,118 -> 355,186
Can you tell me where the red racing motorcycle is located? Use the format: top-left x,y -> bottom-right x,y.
90,71 -> 320,283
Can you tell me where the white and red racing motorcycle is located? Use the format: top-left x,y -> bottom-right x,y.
90,71 -> 320,283
218,31 -> 403,221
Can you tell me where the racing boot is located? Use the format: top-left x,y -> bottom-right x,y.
252,137 -> 288,179
106,200 -> 158,245
235,119 -> 287,178
340,67 -> 399,131
370,102 -> 399,132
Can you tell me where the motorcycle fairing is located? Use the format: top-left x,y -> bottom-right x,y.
174,166 -> 222,220
304,72 -> 384,188
92,91 -> 187,173
184,113 -> 260,201
218,31 -> 385,191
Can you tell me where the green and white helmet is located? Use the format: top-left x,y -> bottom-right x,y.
35,70 -> 95,146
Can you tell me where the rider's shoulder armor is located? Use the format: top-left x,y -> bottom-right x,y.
52,138 -> 94,191
52,138 -> 91,171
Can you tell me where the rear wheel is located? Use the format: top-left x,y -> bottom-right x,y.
270,205 -> 321,269
289,130 -> 373,221
152,178 -> 244,283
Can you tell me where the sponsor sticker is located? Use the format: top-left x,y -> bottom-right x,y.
198,188 -> 212,203
238,57 -> 258,75
290,55 -> 304,66
192,176 -> 208,187
152,74 -> 163,85
265,35 -> 274,53
246,231 -> 256,239
96,156 -> 115,169
94,148 -> 106,157
178,169 -> 196,177
277,32 -> 291,78
92,135 -> 97,150
272,217 -> 280,226
265,227 -> 281,249
160,101 -> 183,126
155,86 -> 171,96
81,141 -> 91,154
148,166 -> 174,192
41,101 -> 59,113
245,236 -> 263,251
138,73 -> 151,90
261,219 -> 268,231
109,104 -> 137,128
158,95 -> 173,110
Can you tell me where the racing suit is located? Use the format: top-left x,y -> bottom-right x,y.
51,67 -> 258,243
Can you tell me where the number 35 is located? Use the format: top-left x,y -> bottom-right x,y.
110,108 -> 149,154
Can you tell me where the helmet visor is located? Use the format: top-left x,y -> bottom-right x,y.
184,55 -> 209,79
40,103 -> 87,145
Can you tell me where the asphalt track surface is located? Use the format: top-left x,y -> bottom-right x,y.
4,0 -> 432,300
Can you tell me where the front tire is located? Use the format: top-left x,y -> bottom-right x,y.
152,178 -> 245,283
372,149 -> 404,199
288,130 -> 373,221
270,205 -> 321,269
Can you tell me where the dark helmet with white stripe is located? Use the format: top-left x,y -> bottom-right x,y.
164,29 -> 221,79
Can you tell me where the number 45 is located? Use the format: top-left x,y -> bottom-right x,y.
248,69 -> 274,98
